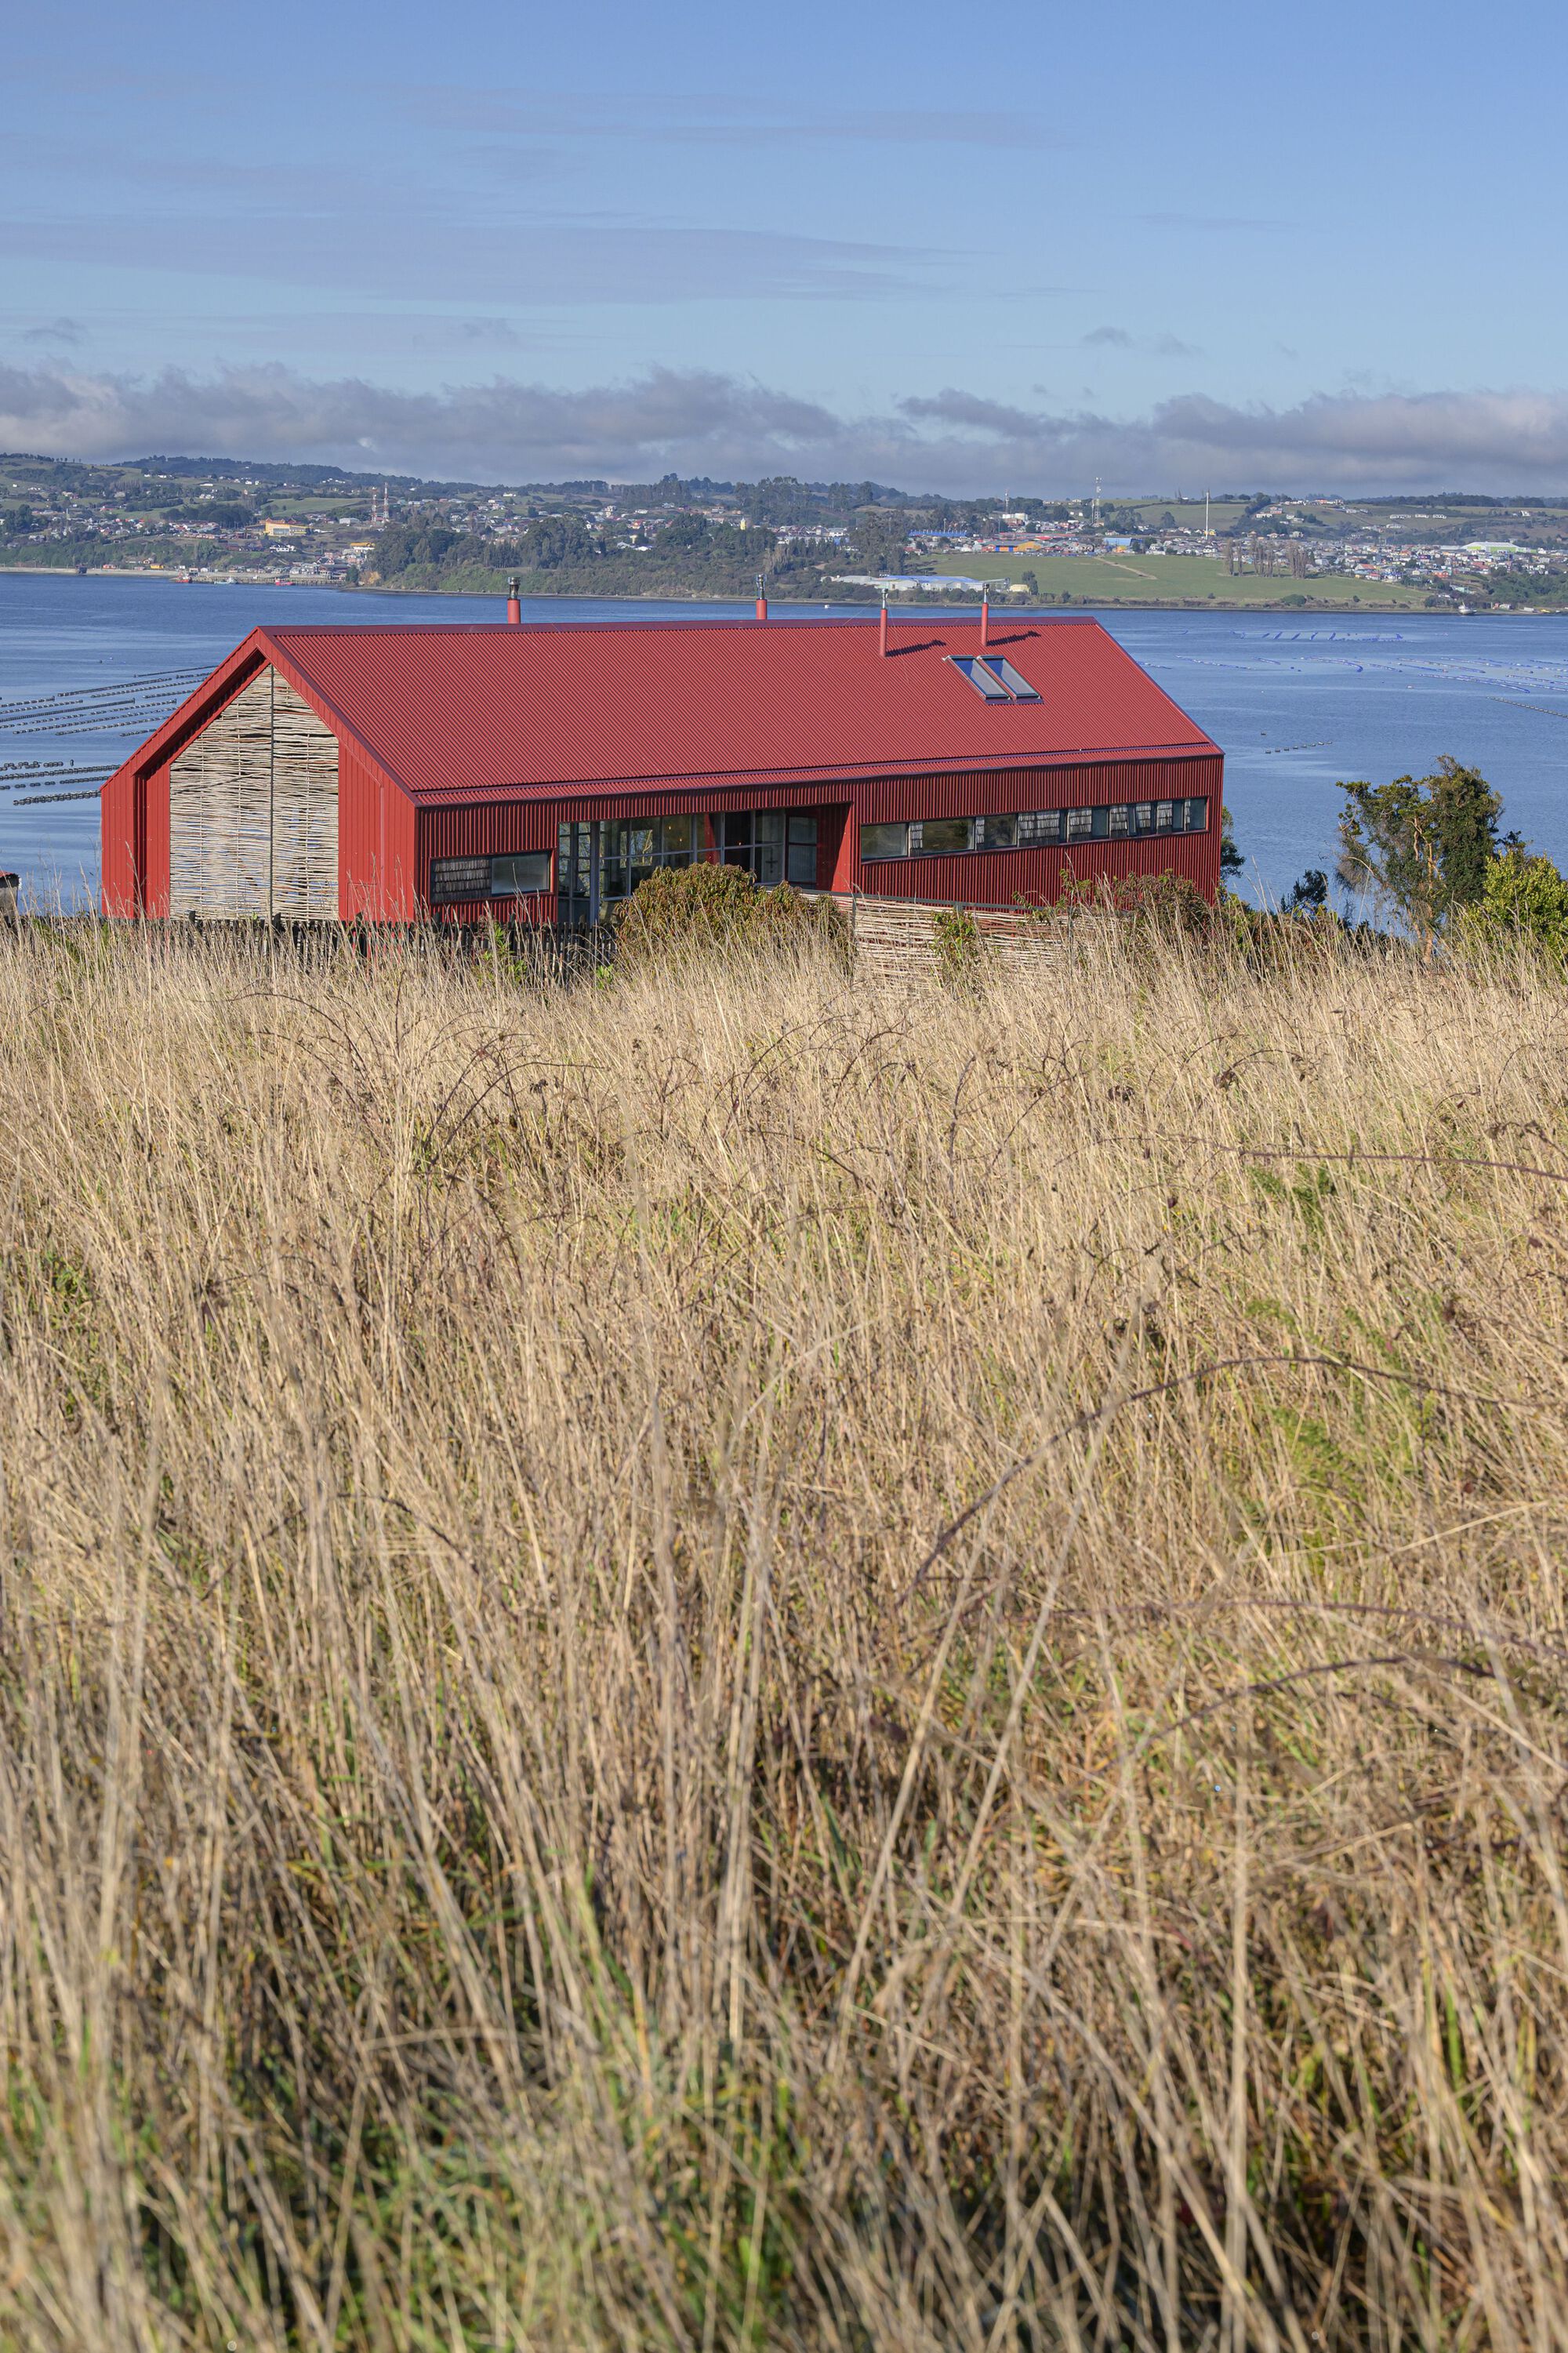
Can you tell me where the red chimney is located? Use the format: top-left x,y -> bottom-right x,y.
979,592 -> 990,648
506,574 -> 521,625
755,572 -> 768,620
879,590 -> 889,658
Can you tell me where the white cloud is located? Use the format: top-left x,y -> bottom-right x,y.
3,359 -> 1568,495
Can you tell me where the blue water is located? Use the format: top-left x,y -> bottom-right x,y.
3,570 -> 1567,908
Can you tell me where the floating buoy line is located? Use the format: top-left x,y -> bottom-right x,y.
0,666 -> 208,736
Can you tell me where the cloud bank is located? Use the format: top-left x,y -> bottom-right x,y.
4,359 -> 1568,495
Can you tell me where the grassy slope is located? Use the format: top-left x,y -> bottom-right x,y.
920,550 -> 1432,607
2,920 -> 1567,2347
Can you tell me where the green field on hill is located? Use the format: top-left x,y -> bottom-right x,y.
906,550 -> 1432,608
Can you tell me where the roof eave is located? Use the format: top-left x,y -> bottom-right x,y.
403,739 -> 1221,807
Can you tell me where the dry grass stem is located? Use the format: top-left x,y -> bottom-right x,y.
0,917 -> 1566,2349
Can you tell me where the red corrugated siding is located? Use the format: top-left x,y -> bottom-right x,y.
414,801 -> 558,925
100,764 -> 140,917
339,743 -> 417,920
548,779 -> 848,822
851,755 -> 1221,904
851,753 -> 1219,825
144,759 -> 170,915
406,757 -> 1222,917
860,826 -> 1218,908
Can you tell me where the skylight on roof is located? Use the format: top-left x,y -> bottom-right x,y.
950,656 -> 1012,701
949,654 -> 1041,704
982,657 -> 1040,702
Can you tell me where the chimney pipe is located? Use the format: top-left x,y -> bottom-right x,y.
506,574 -> 521,625
879,588 -> 889,658
979,592 -> 990,649
754,572 -> 768,621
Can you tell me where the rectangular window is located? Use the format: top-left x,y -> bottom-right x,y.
949,654 -> 1041,702
429,857 -> 490,903
855,792 -> 1209,873
655,814 -> 695,859
599,819 -> 628,903
786,812 -> 818,888
719,810 -> 752,866
918,816 -> 975,857
719,808 -> 818,887
491,852 -> 551,896
753,810 -> 786,888
431,853 -> 551,903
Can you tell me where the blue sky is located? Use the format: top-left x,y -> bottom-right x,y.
4,0 -> 1566,492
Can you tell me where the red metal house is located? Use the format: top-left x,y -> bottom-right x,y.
100,610 -> 1222,924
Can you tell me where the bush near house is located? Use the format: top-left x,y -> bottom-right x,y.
613,861 -> 849,966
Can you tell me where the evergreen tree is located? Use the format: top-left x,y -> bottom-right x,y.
1336,757 -> 1501,934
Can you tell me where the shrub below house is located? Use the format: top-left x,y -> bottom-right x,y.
613,861 -> 848,966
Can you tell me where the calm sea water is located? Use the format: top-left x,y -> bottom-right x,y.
4,569 -> 1568,909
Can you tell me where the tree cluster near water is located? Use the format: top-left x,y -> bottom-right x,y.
1229,754 -> 1568,957
368,510 -> 836,599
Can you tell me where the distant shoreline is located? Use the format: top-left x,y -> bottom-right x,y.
2,562 -> 1562,619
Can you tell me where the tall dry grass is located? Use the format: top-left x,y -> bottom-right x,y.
1,915 -> 1566,2351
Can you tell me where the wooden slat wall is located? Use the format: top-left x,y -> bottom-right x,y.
166,670 -> 339,920
169,673 -> 272,918
271,679 -> 339,919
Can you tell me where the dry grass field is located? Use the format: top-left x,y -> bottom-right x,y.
2,917 -> 1567,2351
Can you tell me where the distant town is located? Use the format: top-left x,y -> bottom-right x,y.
4,450 -> 1568,612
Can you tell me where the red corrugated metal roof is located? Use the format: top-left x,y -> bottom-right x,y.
250,615 -> 1214,806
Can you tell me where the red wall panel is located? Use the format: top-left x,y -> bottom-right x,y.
339,746 -> 417,920
412,800 -> 559,926
100,765 -> 140,917
850,753 -> 1223,904
144,761 -> 171,915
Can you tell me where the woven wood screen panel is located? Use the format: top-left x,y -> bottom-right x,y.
271,679 -> 339,919
166,670 -> 340,920
169,672 -> 273,918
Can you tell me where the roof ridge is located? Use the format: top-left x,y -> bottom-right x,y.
263,614 -> 1089,639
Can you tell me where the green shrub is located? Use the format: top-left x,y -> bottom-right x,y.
613,862 -> 849,968
931,903 -> 983,985
1463,844 -> 1568,962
